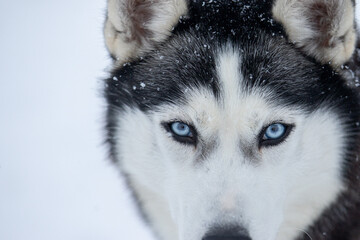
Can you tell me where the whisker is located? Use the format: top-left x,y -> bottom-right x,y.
295,228 -> 313,240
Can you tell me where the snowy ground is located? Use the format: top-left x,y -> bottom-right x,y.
0,1 -> 359,240
0,1 -> 153,240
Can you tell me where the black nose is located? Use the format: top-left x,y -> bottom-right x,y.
202,225 -> 252,240
202,235 -> 251,240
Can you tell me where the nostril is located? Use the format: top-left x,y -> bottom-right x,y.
202,234 -> 252,240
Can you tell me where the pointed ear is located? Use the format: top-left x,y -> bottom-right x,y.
272,0 -> 357,67
104,0 -> 188,63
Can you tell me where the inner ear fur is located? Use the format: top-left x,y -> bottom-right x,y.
272,0 -> 357,67
104,0 -> 188,64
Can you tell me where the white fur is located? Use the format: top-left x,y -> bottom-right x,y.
272,0 -> 356,67
276,111 -> 346,240
116,108 -> 178,240
114,46 -> 345,240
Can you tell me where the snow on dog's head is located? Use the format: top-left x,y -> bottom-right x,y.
104,1 -> 360,240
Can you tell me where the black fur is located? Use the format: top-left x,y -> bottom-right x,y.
104,0 -> 360,239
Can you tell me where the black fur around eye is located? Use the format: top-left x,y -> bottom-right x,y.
162,121 -> 197,145
259,123 -> 294,147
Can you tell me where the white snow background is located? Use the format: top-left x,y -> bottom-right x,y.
0,1 -> 359,240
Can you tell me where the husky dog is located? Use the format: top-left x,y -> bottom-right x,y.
103,0 -> 360,240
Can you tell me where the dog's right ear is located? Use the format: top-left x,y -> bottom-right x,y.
104,0 -> 188,64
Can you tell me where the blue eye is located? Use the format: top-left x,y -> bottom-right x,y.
264,123 -> 286,140
166,121 -> 197,145
260,123 -> 293,147
170,122 -> 192,137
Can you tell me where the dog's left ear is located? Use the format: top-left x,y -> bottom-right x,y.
272,0 -> 357,67
104,0 -> 188,64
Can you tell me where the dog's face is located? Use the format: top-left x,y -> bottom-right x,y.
104,1 -> 359,240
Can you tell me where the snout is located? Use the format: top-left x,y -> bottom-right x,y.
202,226 -> 251,240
